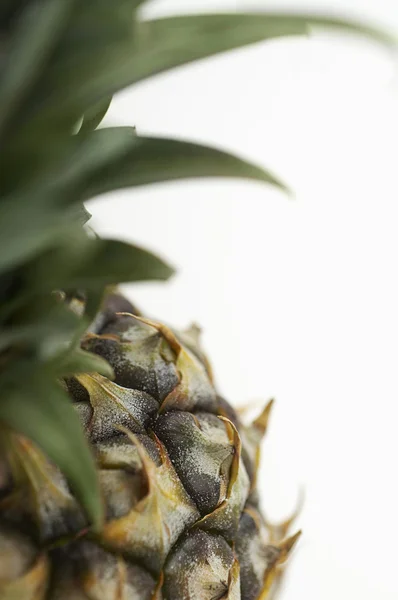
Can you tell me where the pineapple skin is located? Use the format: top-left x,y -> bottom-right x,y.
0,293 -> 298,600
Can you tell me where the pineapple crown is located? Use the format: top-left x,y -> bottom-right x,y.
0,0 -> 391,530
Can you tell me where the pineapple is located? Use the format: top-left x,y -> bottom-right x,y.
0,2 -> 389,599
0,289 -> 299,599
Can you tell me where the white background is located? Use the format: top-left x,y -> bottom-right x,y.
91,1 -> 398,598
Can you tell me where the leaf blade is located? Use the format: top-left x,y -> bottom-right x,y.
0,0 -> 72,135
0,304 -> 79,353
31,238 -> 175,293
79,96 -> 113,133
38,12 -> 393,117
78,132 -> 290,200
51,348 -> 114,379
0,380 -> 103,531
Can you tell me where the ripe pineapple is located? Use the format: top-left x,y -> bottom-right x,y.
0,2 -> 388,599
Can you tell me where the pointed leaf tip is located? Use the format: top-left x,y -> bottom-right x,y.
79,96 -> 113,133
278,529 -> 302,560
53,348 -> 115,380
80,133 -> 290,201
264,488 -> 305,543
305,15 -> 396,47
252,398 -> 275,436
39,238 -> 175,292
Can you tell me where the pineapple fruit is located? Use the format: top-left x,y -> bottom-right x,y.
0,290 -> 299,599
0,1 -> 388,599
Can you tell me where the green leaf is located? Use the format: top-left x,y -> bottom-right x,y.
77,239 -> 175,288
78,205 -> 92,225
84,286 -> 108,324
0,202 -> 71,274
31,238 -> 175,293
0,128 -> 134,274
5,127 -> 135,204
51,347 -> 114,379
79,96 -> 113,133
11,127 -> 283,205
51,127 -> 137,192
304,15 -> 395,44
0,378 -> 103,531
0,127 -> 287,275
80,134 -> 289,199
22,127 -> 285,203
0,304 -> 79,353
0,0 -> 72,136
36,12 -> 393,118
17,1 -> 136,133
0,191 -> 95,274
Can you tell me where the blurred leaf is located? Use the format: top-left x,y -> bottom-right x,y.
0,127 -> 136,273
0,203 -> 70,274
14,127 -> 283,203
18,1 -> 136,133
81,134 -> 289,199
3,127 -> 134,204
84,286 -> 107,324
31,238 -> 174,292
78,205 -> 92,225
51,127 -> 137,192
0,124 -> 286,275
77,239 -> 175,288
303,14 -> 395,43
79,96 -> 112,133
0,304 -> 79,352
0,0 -> 71,135
36,12 -> 393,118
0,378 -> 103,531
0,193 -> 92,274
34,13 -> 307,118
50,347 -> 114,379
0,2 -> 29,29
